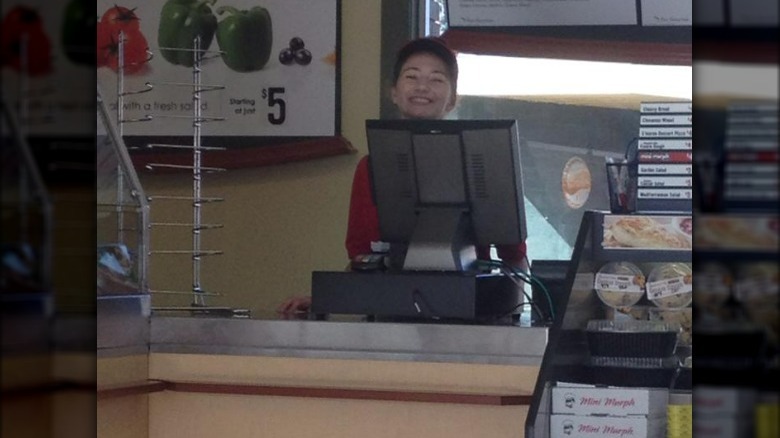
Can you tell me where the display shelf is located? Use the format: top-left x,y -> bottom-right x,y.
525,210 -> 693,438
135,37 -> 230,312
692,212 -> 779,392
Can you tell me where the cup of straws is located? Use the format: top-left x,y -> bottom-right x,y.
605,157 -> 637,214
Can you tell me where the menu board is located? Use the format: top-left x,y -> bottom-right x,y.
635,101 -> 693,214
95,0 -> 339,140
446,0 -> 638,27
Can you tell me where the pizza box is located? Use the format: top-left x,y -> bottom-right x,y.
552,383 -> 668,416
692,414 -> 753,438
550,414 -> 666,438
693,386 -> 757,415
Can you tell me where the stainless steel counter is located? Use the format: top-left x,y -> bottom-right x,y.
97,295 -> 150,358
150,316 -> 548,366
97,292 -> 548,365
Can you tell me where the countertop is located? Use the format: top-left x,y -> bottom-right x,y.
149,315 -> 548,366
97,295 -> 548,365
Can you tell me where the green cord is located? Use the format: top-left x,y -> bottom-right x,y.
477,259 -> 556,321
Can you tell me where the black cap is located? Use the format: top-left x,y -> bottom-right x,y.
392,37 -> 458,88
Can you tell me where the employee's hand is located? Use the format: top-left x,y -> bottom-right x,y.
276,295 -> 312,319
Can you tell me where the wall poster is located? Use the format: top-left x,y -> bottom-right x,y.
1,0 -> 94,137
445,0 -> 638,27
95,0 -> 346,169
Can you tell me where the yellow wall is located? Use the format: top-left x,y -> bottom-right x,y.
141,0 -> 382,316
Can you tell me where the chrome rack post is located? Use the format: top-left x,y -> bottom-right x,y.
113,31 -> 154,293
116,31 -> 154,245
144,36 -> 247,317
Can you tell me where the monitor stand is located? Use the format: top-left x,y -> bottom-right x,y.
402,208 -> 477,271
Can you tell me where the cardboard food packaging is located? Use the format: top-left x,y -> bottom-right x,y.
552,384 -> 669,417
550,414 -> 666,438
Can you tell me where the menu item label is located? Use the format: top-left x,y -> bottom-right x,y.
638,176 -> 693,187
638,139 -> 692,150
638,164 -> 692,175
638,151 -> 692,163
640,114 -> 692,126
640,127 -> 693,138
638,188 -> 693,199
640,102 -> 693,113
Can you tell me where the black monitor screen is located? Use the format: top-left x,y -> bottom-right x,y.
366,119 -> 527,271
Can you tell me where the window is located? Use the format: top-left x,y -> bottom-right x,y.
452,55 -> 692,261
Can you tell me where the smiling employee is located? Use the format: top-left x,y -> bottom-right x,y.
277,37 -> 528,316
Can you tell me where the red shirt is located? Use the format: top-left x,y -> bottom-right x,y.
345,156 -> 527,266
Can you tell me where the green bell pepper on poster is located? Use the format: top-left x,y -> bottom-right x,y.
215,6 -> 273,72
157,0 -> 218,67
61,0 -> 95,65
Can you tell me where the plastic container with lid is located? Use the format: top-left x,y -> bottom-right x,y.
734,262 -> 779,338
586,319 -> 680,358
734,262 -> 778,303
693,262 -> 732,311
585,364 -> 679,388
594,261 -> 646,308
649,306 -> 692,346
646,263 -> 692,309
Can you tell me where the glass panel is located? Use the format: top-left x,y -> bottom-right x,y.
1,99 -> 51,293
96,85 -> 149,295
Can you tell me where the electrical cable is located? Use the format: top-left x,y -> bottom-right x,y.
508,262 -> 556,322
498,265 -> 545,322
478,259 -> 544,322
478,259 -> 556,323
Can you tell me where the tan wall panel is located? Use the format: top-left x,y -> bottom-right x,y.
149,392 -> 527,438
52,352 -> 95,382
1,395 -> 52,437
97,355 -> 152,438
53,391 -> 96,438
97,396 -> 150,438
1,354 -> 52,389
97,355 -> 149,387
149,353 -> 539,395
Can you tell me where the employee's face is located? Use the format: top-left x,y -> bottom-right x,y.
391,52 -> 456,120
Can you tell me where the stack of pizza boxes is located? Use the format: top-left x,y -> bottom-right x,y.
550,382 -> 668,438
692,386 -> 757,437
635,101 -> 693,213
